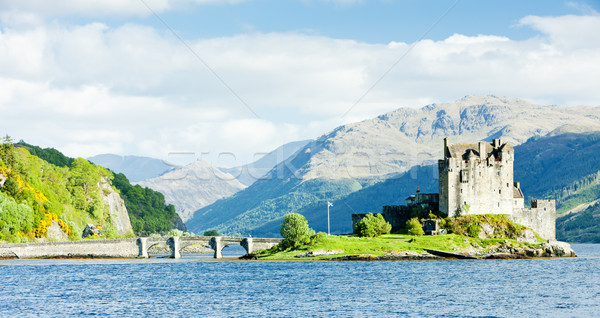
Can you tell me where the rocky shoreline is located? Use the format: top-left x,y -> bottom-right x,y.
289,240 -> 577,261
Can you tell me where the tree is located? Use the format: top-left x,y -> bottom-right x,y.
280,213 -> 314,249
203,230 -> 219,236
0,135 -> 15,169
406,217 -> 424,236
354,213 -> 392,238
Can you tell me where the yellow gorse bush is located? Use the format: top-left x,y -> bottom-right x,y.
30,213 -> 71,238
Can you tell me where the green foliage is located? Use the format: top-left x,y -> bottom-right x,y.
279,213 -> 315,249
0,191 -> 35,237
112,173 -> 186,236
168,229 -> 184,237
203,230 -> 219,236
406,217 -> 424,236
354,213 -> 392,238
0,135 -> 16,169
0,138 -> 185,241
461,202 -> 471,216
557,202 -> 600,243
15,141 -> 74,168
466,223 -> 482,238
443,214 -> 524,239
309,232 -> 328,245
258,233 -> 538,260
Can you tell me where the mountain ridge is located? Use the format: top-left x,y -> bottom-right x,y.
186,95 -> 600,236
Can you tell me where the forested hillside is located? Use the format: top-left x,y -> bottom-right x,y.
514,132 -> 600,206
512,132 -> 600,243
112,173 -> 185,235
0,137 -> 184,242
557,203 -> 600,243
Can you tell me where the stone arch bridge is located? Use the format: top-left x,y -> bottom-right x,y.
138,236 -> 283,259
0,236 -> 282,259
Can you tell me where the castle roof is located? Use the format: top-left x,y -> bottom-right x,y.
513,186 -> 524,199
445,140 -> 513,160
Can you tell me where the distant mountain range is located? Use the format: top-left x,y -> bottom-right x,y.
90,140 -> 311,222
185,95 -> 600,237
136,160 -> 246,222
88,154 -> 174,182
220,140 -> 310,187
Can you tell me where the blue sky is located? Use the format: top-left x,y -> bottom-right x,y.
91,1 -> 598,42
0,0 -> 599,166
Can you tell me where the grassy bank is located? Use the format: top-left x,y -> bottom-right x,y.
255,234 -> 538,260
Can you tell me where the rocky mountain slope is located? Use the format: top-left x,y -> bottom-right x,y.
221,140 -> 311,187
186,95 -> 600,237
88,154 -> 173,182
136,160 -> 246,222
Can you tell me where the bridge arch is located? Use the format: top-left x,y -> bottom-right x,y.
138,236 -> 282,259
209,237 -> 252,259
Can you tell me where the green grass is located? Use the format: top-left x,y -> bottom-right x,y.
255,234 -> 532,260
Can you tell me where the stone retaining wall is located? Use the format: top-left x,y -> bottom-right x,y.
0,238 -> 139,259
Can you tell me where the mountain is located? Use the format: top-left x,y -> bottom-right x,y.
513,131 -> 600,209
88,154 -> 173,182
186,95 -> 600,236
220,140 -> 311,187
136,160 -> 246,223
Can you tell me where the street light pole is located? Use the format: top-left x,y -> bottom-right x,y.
327,201 -> 333,235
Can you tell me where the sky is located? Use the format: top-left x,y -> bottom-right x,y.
1,0 -> 599,167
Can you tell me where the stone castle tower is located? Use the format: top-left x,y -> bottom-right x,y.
438,137 -> 555,240
438,138 -> 522,217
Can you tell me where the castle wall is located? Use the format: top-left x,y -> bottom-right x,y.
510,200 -> 556,241
382,206 -> 411,232
440,140 -> 515,217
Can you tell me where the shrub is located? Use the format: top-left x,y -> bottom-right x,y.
168,229 -> 184,237
466,224 -> 481,238
203,230 -> 219,236
354,213 -> 392,238
309,232 -> 328,245
406,217 -> 424,236
280,213 -> 315,249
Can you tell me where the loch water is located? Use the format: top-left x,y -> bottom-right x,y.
1,244 -> 599,317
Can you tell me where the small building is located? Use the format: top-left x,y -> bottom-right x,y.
422,219 -> 440,235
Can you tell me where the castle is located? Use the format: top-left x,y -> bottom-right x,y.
353,138 -> 556,240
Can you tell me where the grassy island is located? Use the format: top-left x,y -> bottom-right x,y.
254,233 -> 546,260
251,213 -> 574,260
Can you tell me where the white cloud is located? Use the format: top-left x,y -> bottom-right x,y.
0,0 -> 249,19
0,13 -> 599,165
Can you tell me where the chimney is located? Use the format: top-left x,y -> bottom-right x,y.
478,141 -> 486,159
514,181 -> 520,189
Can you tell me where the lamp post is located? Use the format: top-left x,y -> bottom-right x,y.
327,201 -> 333,235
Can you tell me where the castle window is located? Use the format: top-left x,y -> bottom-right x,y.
460,189 -> 462,193
497,172 -> 500,176
460,170 -> 469,183
498,202 -> 500,207
499,189 -> 501,194
507,183 -> 509,188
